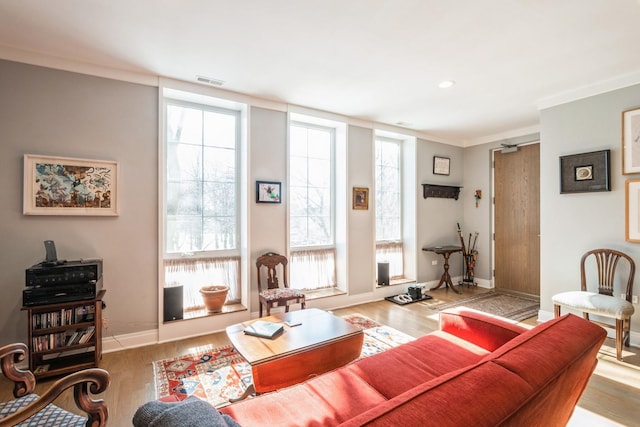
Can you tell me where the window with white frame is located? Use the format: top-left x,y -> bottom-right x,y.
375,137 -> 403,280
162,99 -> 241,312
289,121 -> 336,290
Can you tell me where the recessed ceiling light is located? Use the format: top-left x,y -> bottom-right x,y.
395,121 -> 413,127
438,80 -> 455,89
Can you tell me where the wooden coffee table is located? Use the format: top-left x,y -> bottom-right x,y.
225,308 -> 363,401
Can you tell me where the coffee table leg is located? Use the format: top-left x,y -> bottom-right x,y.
228,383 -> 255,403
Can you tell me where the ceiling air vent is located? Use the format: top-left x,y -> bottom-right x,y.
196,75 -> 225,86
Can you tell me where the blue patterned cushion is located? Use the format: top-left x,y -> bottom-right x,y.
0,393 -> 86,426
259,288 -> 304,302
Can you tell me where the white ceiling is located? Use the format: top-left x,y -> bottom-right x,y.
2,0 -> 640,145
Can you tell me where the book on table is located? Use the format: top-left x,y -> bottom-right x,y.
243,320 -> 284,339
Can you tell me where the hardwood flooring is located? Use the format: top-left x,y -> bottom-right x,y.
1,286 -> 638,426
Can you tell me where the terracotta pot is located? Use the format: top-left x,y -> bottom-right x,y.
200,285 -> 229,313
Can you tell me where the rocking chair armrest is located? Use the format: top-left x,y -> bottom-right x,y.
0,368 -> 110,427
0,343 -> 35,398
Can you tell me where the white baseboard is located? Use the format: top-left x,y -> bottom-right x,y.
102,329 -> 158,353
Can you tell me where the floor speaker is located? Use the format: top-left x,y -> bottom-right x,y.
377,262 -> 390,286
163,285 -> 184,322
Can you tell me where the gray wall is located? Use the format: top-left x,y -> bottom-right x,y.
6,56 -> 640,342
0,59 -> 466,346
417,140 -> 465,281
540,84 -> 640,334
5,58 -> 638,348
0,60 -> 158,343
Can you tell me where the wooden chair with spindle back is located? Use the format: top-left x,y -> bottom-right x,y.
256,252 -> 305,317
552,248 -> 635,360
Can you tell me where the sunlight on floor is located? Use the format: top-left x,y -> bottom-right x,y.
593,356 -> 640,390
568,407 -> 626,427
187,343 -> 218,355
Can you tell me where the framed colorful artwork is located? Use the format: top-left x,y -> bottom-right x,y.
23,154 -> 119,216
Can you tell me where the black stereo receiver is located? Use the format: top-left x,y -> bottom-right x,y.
26,259 -> 102,287
23,277 -> 103,306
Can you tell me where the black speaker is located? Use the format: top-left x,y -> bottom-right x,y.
377,262 -> 389,286
163,285 -> 184,322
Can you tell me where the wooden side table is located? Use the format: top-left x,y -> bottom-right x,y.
423,246 -> 463,294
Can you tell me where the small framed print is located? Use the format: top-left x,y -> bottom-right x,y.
352,187 -> 369,210
433,156 -> 450,176
622,107 -> 640,174
256,181 -> 281,203
559,149 -> 610,194
626,179 -> 640,242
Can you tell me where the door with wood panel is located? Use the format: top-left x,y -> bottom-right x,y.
494,143 -> 540,296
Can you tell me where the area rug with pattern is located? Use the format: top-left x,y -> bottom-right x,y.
153,314 -> 414,407
420,291 -> 539,321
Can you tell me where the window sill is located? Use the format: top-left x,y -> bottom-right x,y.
376,278 -> 415,289
165,303 -> 247,323
302,287 -> 346,301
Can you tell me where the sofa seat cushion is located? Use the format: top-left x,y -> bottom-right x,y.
219,366 -> 387,427
347,331 -> 489,399
552,291 -> 634,318
339,360 -> 534,427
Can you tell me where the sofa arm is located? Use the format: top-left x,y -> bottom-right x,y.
439,307 -> 529,351
0,343 -> 110,427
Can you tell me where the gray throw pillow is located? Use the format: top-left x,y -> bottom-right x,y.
133,396 -> 241,427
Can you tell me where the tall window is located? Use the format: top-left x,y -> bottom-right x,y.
163,99 -> 241,311
289,121 -> 336,290
375,137 -> 403,279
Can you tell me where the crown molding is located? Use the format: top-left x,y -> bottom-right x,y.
537,70 -> 640,111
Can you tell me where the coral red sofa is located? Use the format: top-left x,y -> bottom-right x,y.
218,307 -> 606,426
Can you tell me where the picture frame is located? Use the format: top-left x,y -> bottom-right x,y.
433,156 -> 450,176
352,187 -> 369,210
622,107 -> 640,174
559,149 -> 610,194
626,179 -> 640,242
23,154 -> 119,216
256,180 -> 281,203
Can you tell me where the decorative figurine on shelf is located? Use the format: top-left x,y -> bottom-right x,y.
474,189 -> 482,208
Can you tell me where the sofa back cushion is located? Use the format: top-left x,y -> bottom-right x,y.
347,330 -> 490,399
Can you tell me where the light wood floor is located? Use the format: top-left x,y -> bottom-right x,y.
1,287 -> 638,426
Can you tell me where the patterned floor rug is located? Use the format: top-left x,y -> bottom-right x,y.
153,314 -> 414,407
422,292 -> 539,321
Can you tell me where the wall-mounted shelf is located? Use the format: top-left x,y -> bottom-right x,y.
422,184 -> 462,200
